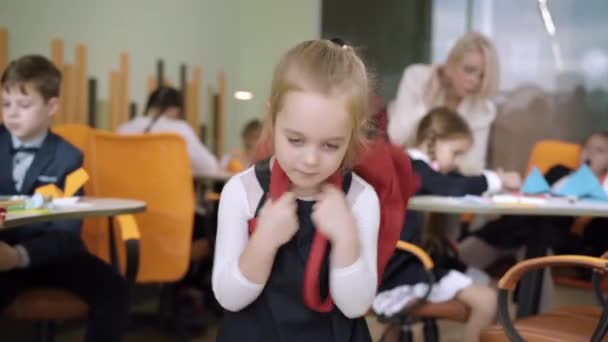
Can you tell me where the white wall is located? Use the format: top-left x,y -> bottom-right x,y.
0,0 -> 320,149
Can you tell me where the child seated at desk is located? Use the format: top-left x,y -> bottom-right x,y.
119,86 -> 222,330
118,86 -> 221,178
0,55 -> 129,341
220,118 -> 262,172
376,107 -> 521,342
459,131 -> 608,272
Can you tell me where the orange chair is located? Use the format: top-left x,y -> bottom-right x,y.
1,124 -> 142,341
91,131 -> 197,338
91,131 -> 194,282
2,128 -> 195,340
377,241 -> 470,342
480,254 -> 608,341
525,139 -> 581,175
524,139 -> 608,290
52,124 -> 108,257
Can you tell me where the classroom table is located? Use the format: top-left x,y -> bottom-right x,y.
2,197 -> 146,276
408,195 -> 608,317
2,197 -> 146,229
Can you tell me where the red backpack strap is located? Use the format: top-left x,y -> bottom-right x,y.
247,158 -> 350,313
301,171 -> 351,313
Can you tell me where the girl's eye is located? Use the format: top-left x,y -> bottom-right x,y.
322,143 -> 339,151
287,137 -> 303,146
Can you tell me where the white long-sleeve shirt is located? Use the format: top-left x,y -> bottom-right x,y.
387,64 -> 497,175
212,166 -> 380,318
117,116 -> 220,178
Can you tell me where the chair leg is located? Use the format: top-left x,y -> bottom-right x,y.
591,308 -> 608,342
398,324 -> 414,342
35,321 -> 56,342
422,318 -> 439,342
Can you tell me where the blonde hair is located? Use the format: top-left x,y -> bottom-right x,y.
259,39 -> 371,170
415,107 -> 473,160
447,31 -> 500,98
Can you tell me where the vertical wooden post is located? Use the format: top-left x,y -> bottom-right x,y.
51,39 -> 64,124
51,39 -> 64,68
61,64 -> 75,124
188,66 -> 202,137
109,71 -> 120,131
88,78 -> 97,127
119,52 -> 129,125
156,60 -> 164,88
75,44 -> 87,124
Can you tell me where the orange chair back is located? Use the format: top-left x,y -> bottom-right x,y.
51,124 -> 107,260
525,140 -> 581,175
91,131 -> 194,282
51,124 -> 95,193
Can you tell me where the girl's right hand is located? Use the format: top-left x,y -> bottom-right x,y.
423,65 -> 444,108
255,192 -> 299,248
497,169 -> 522,191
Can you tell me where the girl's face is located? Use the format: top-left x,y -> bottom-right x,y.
445,50 -> 485,98
273,90 -> 352,197
163,106 -> 182,119
580,134 -> 608,176
433,136 -> 472,173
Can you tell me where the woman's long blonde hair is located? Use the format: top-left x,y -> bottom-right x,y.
447,31 -> 500,99
256,39 -> 371,170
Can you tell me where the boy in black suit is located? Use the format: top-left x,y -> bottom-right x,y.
0,55 -> 129,341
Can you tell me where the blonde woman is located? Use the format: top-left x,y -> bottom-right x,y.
388,32 -> 500,174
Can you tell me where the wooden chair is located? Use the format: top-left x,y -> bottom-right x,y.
480,254 -> 608,342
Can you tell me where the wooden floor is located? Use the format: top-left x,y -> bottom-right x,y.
0,282 -> 597,341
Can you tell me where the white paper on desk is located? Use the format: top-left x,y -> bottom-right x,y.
52,197 -> 80,206
462,195 -> 489,204
51,197 -> 93,209
491,194 -> 547,206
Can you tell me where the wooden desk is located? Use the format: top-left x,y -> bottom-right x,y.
408,195 -> 608,317
2,197 -> 146,229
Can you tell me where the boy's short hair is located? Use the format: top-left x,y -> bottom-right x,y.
1,54 -> 61,102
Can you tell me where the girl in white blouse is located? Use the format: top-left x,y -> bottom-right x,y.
388,32 -> 500,174
117,86 -> 220,178
212,39 -> 380,342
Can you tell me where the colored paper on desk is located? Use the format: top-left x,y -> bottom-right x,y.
554,164 -> 608,201
34,168 -> 89,198
521,167 -> 551,194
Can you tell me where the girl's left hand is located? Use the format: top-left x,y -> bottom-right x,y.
312,184 -> 357,242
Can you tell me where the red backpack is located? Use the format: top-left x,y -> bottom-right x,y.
249,136 -> 418,313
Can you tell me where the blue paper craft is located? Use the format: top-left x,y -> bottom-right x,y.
554,164 -> 608,201
521,167 -> 551,194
